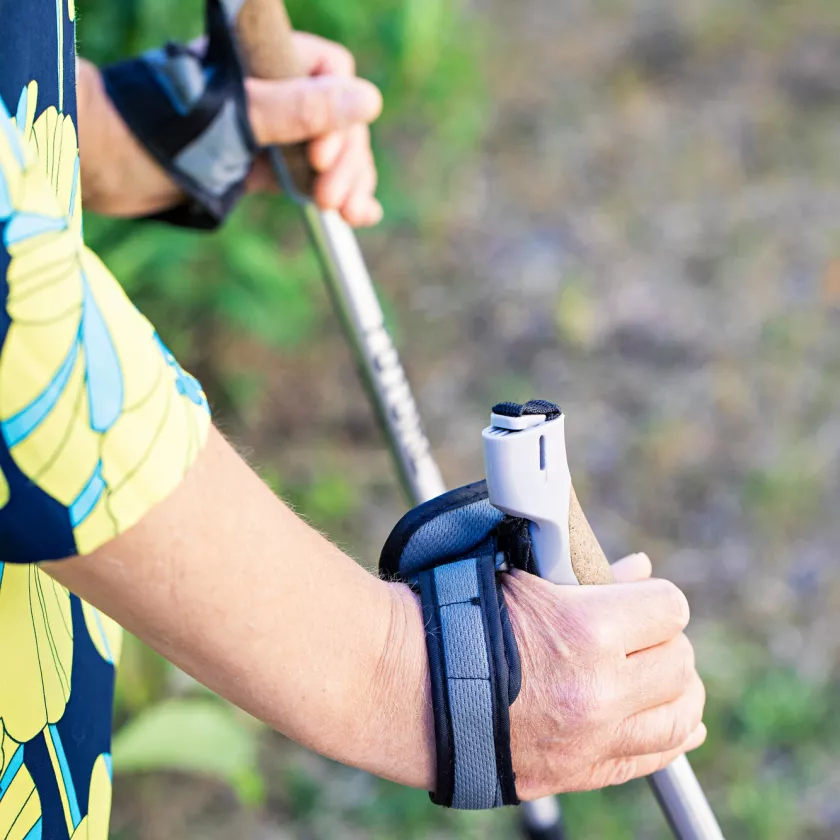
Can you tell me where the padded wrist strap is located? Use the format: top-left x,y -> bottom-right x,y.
419,555 -> 519,809
102,0 -> 256,229
381,481 -> 525,810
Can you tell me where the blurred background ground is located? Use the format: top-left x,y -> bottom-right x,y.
79,0 -> 840,837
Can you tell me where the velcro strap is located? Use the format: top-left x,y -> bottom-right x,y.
418,555 -> 519,809
381,481 -> 526,810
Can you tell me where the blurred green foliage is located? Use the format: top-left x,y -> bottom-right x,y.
78,0 -> 485,415
112,699 -> 265,805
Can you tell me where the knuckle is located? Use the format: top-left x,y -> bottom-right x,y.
666,711 -> 691,750
662,714 -> 689,750
689,678 -> 707,727
296,88 -> 334,137
675,590 -> 691,628
616,713 -> 642,752
580,611 -> 618,655
610,757 -> 642,787
697,676 -> 707,711
335,44 -> 356,75
675,634 -> 696,682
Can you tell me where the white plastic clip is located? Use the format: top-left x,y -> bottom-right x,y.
482,411 -> 578,586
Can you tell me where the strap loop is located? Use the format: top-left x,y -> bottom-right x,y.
381,482 -> 524,809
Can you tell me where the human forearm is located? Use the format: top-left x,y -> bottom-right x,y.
42,427 -> 706,799
43,426 -> 434,789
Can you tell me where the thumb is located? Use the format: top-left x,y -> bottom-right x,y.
245,75 -> 383,146
611,552 -> 653,583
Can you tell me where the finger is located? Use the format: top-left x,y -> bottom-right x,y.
359,198 -> 384,227
624,633 -> 696,710
246,77 -> 382,147
293,32 -> 357,77
345,192 -> 383,227
581,578 -> 690,655
611,553 -> 652,583
340,169 -> 382,227
309,131 -> 349,173
339,135 -> 379,216
313,126 -> 373,210
611,673 -> 705,757
607,723 -> 708,787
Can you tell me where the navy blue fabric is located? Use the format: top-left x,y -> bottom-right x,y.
23,598 -> 117,839
0,0 -> 77,126
0,1 -> 79,564
476,555 -> 517,804
418,568 -> 454,805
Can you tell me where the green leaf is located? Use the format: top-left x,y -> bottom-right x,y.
401,0 -> 450,84
112,698 -> 264,804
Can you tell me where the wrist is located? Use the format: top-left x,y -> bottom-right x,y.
77,57 -> 183,216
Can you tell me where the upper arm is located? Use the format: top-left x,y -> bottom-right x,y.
0,92 -> 211,563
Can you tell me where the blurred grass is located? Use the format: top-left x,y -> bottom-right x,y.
78,0 -> 840,838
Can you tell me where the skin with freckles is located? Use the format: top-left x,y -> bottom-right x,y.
77,32 -> 383,226
44,427 -> 706,797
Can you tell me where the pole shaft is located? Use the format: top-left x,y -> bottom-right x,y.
649,756 -> 725,840
295,201 -> 446,504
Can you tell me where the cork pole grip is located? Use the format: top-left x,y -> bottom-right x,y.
234,0 -> 315,193
569,485 -> 615,585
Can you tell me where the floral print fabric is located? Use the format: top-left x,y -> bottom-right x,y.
0,2 -> 211,837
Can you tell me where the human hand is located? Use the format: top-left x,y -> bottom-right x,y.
244,32 -> 383,226
78,33 -> 382,226
505,553 -> 707,800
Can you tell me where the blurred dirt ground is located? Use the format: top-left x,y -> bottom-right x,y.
111,1 -> 840,838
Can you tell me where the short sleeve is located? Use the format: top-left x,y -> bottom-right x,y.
0,90 -> 211,563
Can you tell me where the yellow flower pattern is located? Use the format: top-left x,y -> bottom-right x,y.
0,3 -> 212,838
82,601 -> 124,666
0,724 -> 42,840
0,564 -> 73,744
69,755 -> 112,840
0,81 -> 210,556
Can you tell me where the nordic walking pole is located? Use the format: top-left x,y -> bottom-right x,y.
230,5 -> 565,836
230,3 -> 723,838
483,406 -> 726,840
232,0 -> 445,506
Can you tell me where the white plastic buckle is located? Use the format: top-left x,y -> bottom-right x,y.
482,411 -> 577,586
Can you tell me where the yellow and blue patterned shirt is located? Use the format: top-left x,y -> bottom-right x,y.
0,2 -> 211,838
